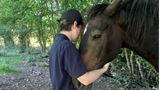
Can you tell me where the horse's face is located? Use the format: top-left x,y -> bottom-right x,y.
79,0 -> 124,70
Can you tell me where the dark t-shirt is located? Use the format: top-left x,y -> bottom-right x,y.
49,34 -> 87,90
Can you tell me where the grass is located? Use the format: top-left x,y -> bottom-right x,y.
36,62 -> 48,67
0,49 -> 46,75
0,52 -> 24,75
26,55 -> 42,62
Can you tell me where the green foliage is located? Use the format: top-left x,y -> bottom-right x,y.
136,56 -> 152,70
0,26 -> 15,48
0,51 -> 18,57
26,55 -> 42,62
0,0 -> 115,53
0,63 -> 21,75
0,49 -> 44,75
0,52 -> 6,56
111,49 -> 159,89
0,52 -> 23,75
36,62 -> 48,67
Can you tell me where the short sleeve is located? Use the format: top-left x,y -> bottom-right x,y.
63,46 -> 87,79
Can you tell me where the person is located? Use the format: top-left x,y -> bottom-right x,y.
49,9 -> 110,90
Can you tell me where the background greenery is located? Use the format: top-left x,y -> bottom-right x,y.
0,0 -> 115,54
0,0 -> 158,89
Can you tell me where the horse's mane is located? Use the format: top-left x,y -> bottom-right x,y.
85,4 -> 109,23
85,0 -> 158,41
119,0 -> 158,40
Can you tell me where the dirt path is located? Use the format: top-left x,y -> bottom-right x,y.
0,62 -> 125,90
0,62 -> 52,90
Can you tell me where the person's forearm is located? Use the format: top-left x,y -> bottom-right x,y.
86,67 -> 107,85
77,63 -> 110,85
82,67 -> 107,85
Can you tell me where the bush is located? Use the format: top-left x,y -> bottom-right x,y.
110,49 -> 159,89
26,55 -> 42,62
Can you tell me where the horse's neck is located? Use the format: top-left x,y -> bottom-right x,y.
122,32 -> 159,71
122,33 -> 160,71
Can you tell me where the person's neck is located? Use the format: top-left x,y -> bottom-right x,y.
60,30 -> 72,41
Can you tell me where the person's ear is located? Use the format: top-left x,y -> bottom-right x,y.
73,21 -> 77,29
71,21 -> 77,31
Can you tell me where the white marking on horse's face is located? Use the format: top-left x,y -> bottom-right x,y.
83,23 -> 89,35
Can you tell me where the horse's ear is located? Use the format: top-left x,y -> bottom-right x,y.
105,0 -> 122,16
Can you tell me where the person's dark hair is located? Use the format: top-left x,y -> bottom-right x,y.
57,19 -> 83,31
57,9 -> 83,31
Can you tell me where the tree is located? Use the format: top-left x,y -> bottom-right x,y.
0,0 -> 115,53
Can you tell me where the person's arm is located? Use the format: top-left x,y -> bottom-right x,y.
77,62 -> 110,86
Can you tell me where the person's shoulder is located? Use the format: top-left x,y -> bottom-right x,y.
61,40 -> 75,48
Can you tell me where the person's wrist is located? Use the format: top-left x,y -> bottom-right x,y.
103,63 -> 110,70
102,66 -> 108,72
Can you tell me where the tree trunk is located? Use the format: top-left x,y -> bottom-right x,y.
26,37 -> 30,49
19,25 -> 30,53
37,27 -> 46,54
19,34 -> 26,53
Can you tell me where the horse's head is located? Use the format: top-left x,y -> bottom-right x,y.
80,0 -> 159,71
80,0 -> 125,70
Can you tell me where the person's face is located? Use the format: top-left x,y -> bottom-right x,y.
76,25 -> 82,38
72,22 -> 82,42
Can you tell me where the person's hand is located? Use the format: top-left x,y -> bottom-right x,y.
103,62 -> 110,70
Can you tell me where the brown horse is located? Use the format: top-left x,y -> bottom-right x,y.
73,0 -> 159,90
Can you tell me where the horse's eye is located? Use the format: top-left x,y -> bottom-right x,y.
93,35 -> 101,40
